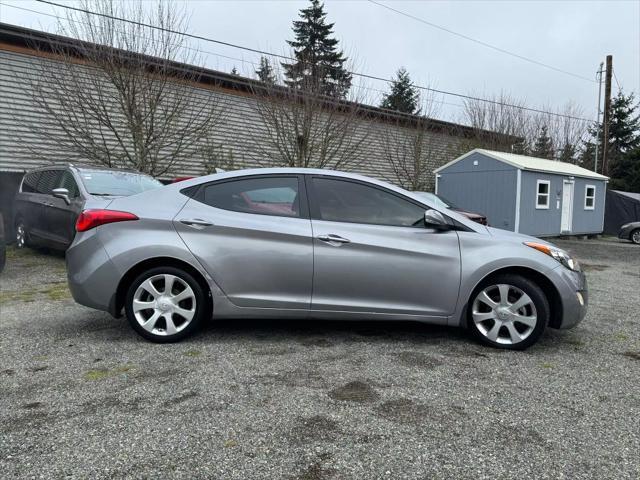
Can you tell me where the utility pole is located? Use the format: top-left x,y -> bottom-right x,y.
594,62 -> 604,173
601,55 -> 613,176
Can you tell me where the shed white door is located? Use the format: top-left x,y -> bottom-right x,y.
560,180 -> 574,233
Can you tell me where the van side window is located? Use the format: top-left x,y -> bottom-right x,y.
21,172 -> 41,193
59,171 -> 80,198
36,170 -> 62,195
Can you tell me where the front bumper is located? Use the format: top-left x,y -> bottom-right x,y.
550,266 -> 588,329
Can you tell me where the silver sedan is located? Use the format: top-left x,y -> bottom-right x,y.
66,168 -> 588,349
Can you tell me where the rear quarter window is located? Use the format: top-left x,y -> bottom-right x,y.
21,172 -> 41,193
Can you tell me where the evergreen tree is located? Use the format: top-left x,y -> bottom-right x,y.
282,0 -> 352,97
606,92 -> 640,185
532,125 -> 554,159
230,66 -> 239,75
558,143 -> 577,164
380,67 -> 420,114
255,56 -> 276,84
580,91 -> 640,190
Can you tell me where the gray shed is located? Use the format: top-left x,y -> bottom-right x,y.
435,149 -> 609,237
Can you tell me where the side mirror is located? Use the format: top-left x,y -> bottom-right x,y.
424,209 -> 449,230
52,188 -> 71,205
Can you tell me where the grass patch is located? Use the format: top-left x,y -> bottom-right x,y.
0,289 -> 37,304
84,365 -> 134,381
41,282 -> 70,300
224,439 -> 238,448
184,349 -> 202,357
0,282 -> 70,304
541,363 -> 554,369
614,332 -> 629,341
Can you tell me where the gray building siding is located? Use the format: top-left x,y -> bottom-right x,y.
518,172 -> 606,236
0,48 -> 465,191
438,152 -> 607,237
518,171 -> 564,236
570,177 -> 606,234
436,152 -> 518,231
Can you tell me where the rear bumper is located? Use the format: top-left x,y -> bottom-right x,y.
66,229 -> 119,314
549,266 -> 588,329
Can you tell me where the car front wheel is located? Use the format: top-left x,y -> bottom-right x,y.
124,266 -> 207,343
467,274 -> 549,350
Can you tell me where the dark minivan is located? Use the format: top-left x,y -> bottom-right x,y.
14,164 -> 162,251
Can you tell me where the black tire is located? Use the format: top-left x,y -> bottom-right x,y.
467,273 -> 549,350
630,229 -> 640,245
15,219 -> 30,249
124,266 -> 208,343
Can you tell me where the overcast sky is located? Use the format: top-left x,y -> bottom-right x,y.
1,0 -> 639,125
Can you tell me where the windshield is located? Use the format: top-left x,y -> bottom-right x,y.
78,170 -> 163,196
415,192 -> 457,209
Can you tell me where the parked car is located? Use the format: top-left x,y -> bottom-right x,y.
0,212 -> 5,273
619,221 -> 640,245
66,168 -> 587,350
415,192 -> 488,225
14,164 -> 162,251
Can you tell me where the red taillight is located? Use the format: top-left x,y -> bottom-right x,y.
76,209 -> 138,232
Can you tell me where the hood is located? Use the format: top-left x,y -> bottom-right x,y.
486,226 -> 556,247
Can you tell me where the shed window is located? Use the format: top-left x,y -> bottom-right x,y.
584,185 -> 596,210
536,180 -> 550,209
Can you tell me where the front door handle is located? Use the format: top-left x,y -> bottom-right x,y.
179,218 -> 213,228
316,234 -> 351,245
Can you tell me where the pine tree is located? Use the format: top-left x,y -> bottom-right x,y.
230,66 -> 239,75
380,67 -> 420,114
532,125 -> 554,159
580,91 -> 640,189
255,56 -> 276,84
558,143 -> 577,164
606,92 -> 640,185
282,0 -> 352,98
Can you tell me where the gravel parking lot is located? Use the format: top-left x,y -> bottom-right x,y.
1,237 -> 639,479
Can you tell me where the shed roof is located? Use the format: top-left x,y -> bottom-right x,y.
435,148 -> 609,180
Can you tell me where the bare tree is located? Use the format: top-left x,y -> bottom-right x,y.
25,0 -> 222,177
460,91 -> 531,153
460,92 -> 589,162
249,69 -> 371,169
379,88 -> 443,190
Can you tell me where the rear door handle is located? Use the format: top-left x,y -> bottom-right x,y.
179,218 -> 213,228
316,234 -> 351,245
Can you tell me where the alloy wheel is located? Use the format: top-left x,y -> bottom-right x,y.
632,229 -> 640,245
132,274 -> 196,336
15,224 -> 26,248
471,283 -> 538,345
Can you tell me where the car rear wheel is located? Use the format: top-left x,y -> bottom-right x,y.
631,229 -> 640,245
124,266 -> 207,343
15,221 -> 29,249
467,274 -> 549,350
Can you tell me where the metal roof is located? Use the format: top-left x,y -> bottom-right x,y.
435,148 -> 609,180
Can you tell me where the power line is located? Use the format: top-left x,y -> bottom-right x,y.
367,0 -> 597,84
28,0 -> 593,123
613,69 -> 622,91
1,1 -> 468,112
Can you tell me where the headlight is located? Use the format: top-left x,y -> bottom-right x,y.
524,242 -> 581,272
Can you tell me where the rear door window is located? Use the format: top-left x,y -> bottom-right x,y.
200,177 -> 302,218
36,170 -> 62,195
21,172 -> 41,193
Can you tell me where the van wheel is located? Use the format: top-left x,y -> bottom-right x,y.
15,221 -> 29,249
467,274 -> 549,350
124,266 -> 207,343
